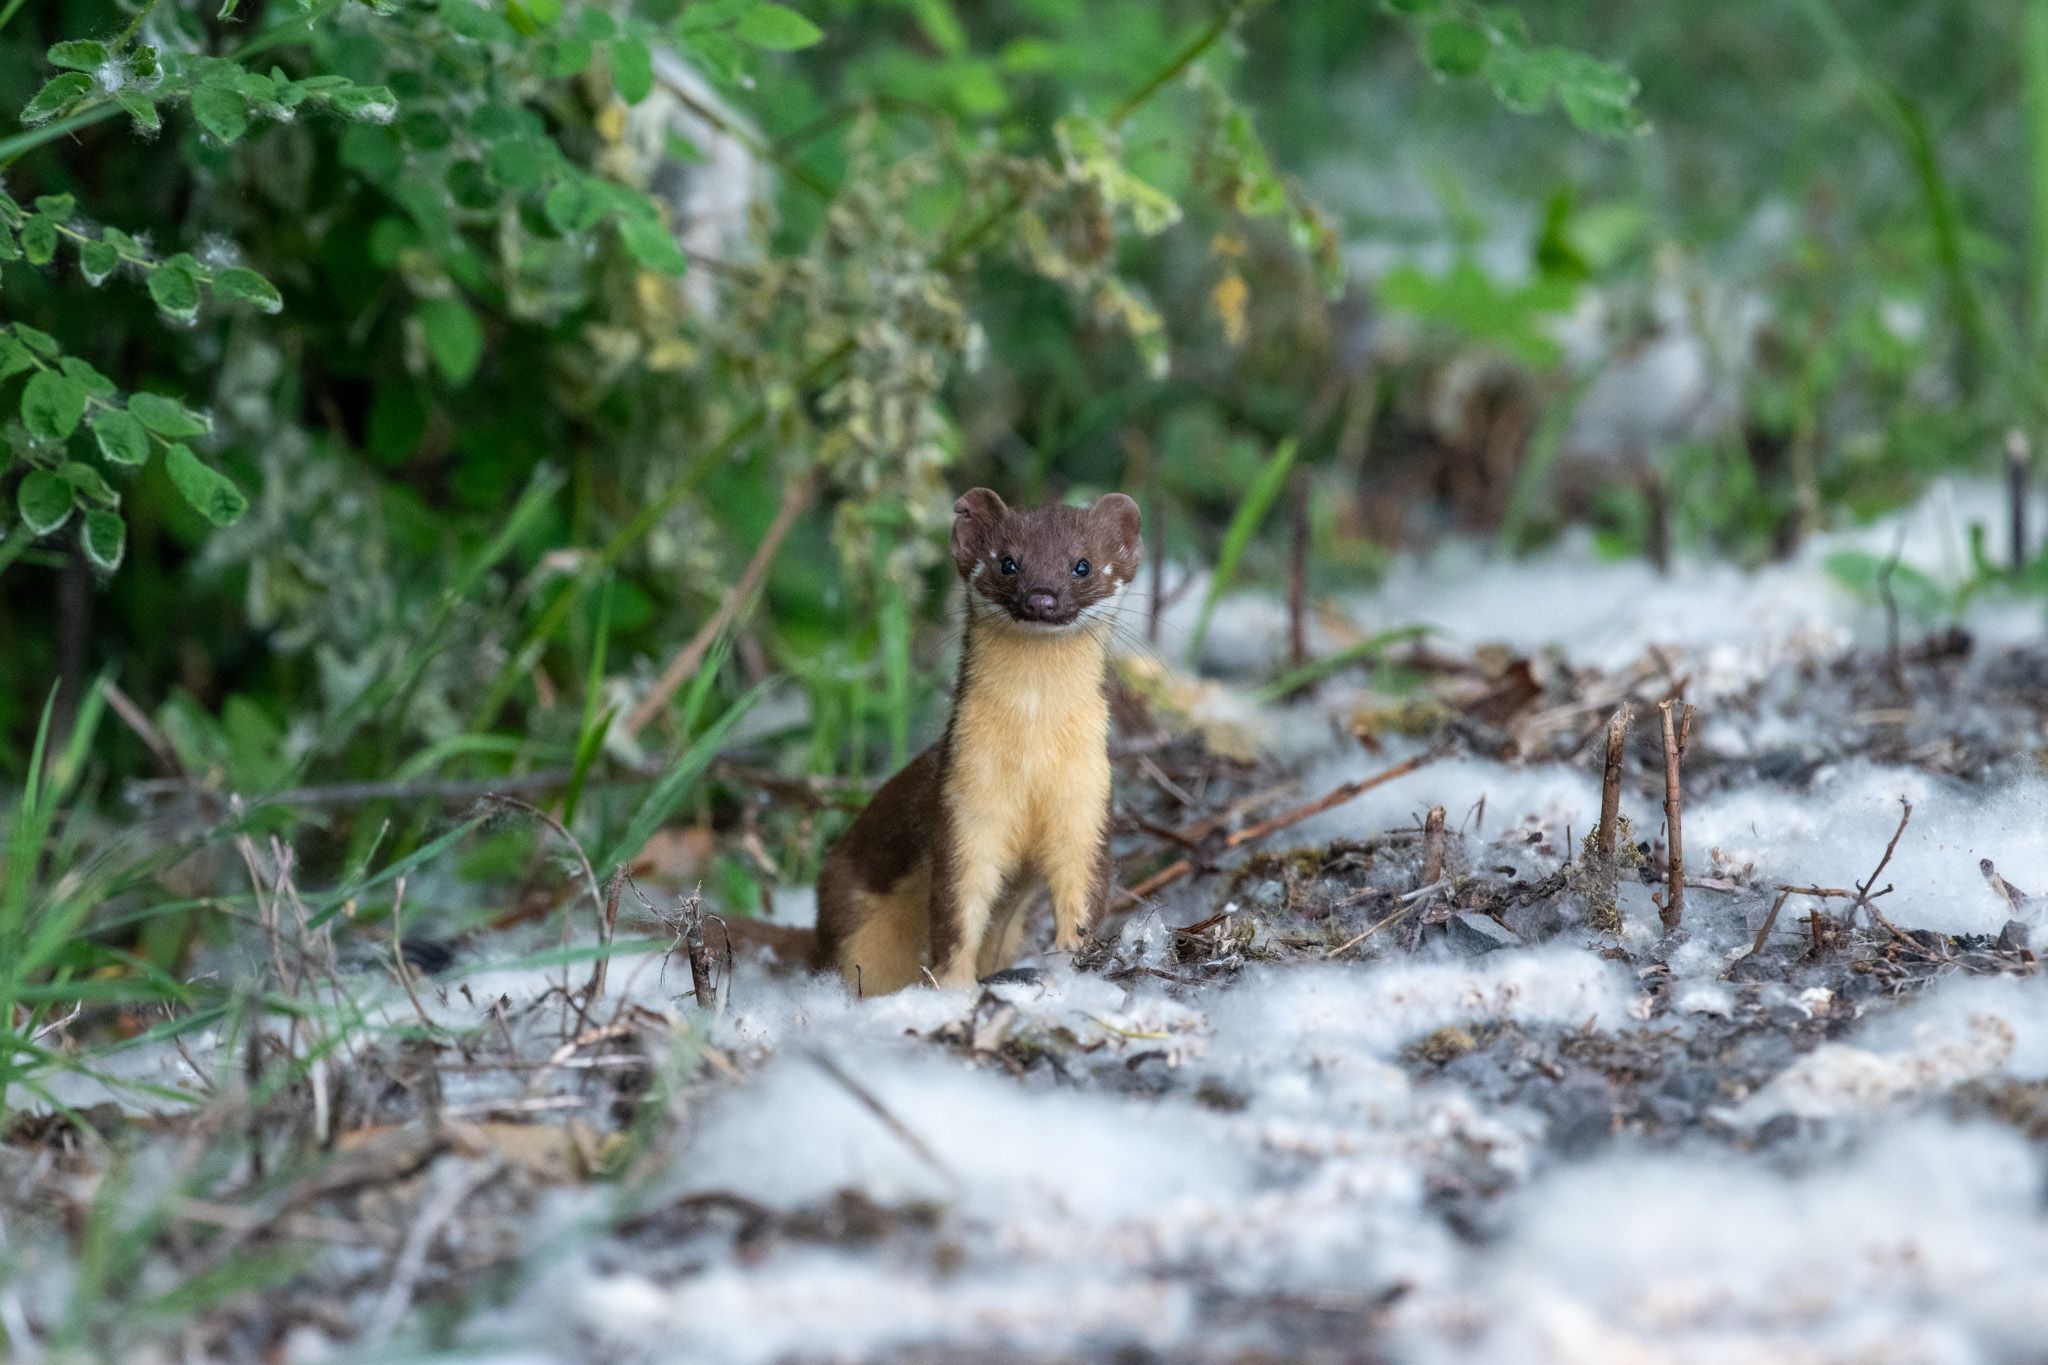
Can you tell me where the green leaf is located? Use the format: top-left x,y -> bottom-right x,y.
0,334 -> 33,380
440,0 -> 516,43
0,223 -> 17,263
485,134 -> 556,190
736,3 -> 823,50
115,89 -> 160,131
47,40 -> 108,72
611,35 -> 654,103
1423,19 -> 1490,77
21,73 -> 93,125
1188,437 -> 1297,664
191,84 -> 250,143
506,0 -> 561,33
147,261 -> 202,322
1556,57 -> 1642,137
20,216 -> 57,267
21,371 -> 86,441
163,445 -> 247,526
330,85 -> 398,122
15,325 -> 59,358
89,409 -> 151,466
418,297 -> 484,385
78,238 -> 119,286
16,470 -> 73,535
213,267 -> 283,314
548,36 -> 595,78
58,461 -> 116,506
58,356 -> 114,398
619,217 -> 687,275
544,176 -> 607,234
81,509 -> 124,573
127,392 -> 211,439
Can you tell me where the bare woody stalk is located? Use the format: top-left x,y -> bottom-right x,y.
1420,804 -> 1447,888
623,466 -> 822,740
684,897 -> 716,1010
1657,699 -> 1694,933
1587,705 -> 1632,931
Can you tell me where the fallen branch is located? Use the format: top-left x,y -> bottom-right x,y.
1114,749 -> 1439,909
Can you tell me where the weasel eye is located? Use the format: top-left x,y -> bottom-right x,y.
1072,559 -> 1091,577
999,556 -> 1018,575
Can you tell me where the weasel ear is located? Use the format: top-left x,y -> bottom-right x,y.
1089,492 -> 1141,558
952,487 -> 1008,575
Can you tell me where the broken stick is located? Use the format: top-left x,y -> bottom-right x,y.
1421,804 -> 1447,888
1657,699 -> 1693,933
1587,705 -> 1633,931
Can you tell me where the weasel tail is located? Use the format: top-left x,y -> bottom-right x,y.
815,488 -> 1142,995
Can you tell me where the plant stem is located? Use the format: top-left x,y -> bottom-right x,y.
2027,0 -> 2048,353
1109,2 -> 1245,128
0,105 -> 121,168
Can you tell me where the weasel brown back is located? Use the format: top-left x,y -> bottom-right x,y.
815,488 -> 1141,994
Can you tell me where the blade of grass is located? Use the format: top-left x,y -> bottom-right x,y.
2028,0 -> 2048,355
0,685 -> 63,1116
314,465 -> 563,766
1799,0 -> 1994,392
1187,437 -> 1297,665
562,577 -> 616,827
598,680 -> 769,874
1252,626 -> 1430,703
1501,372 -> 1595,549
307,814 -> 488,928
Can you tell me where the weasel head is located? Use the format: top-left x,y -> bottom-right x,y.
951,488 -> 1142,635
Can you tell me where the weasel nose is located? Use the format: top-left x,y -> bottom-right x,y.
1023,589 -> 1060,618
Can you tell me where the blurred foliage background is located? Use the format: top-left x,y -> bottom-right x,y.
0,0 -> 2040,939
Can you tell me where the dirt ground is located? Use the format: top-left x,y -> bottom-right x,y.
8,486 -> 2048,1363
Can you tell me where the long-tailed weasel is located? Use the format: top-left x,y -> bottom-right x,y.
815,488 -> 1142,995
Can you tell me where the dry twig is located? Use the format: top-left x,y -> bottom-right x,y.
1115,750 -> 1438,908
